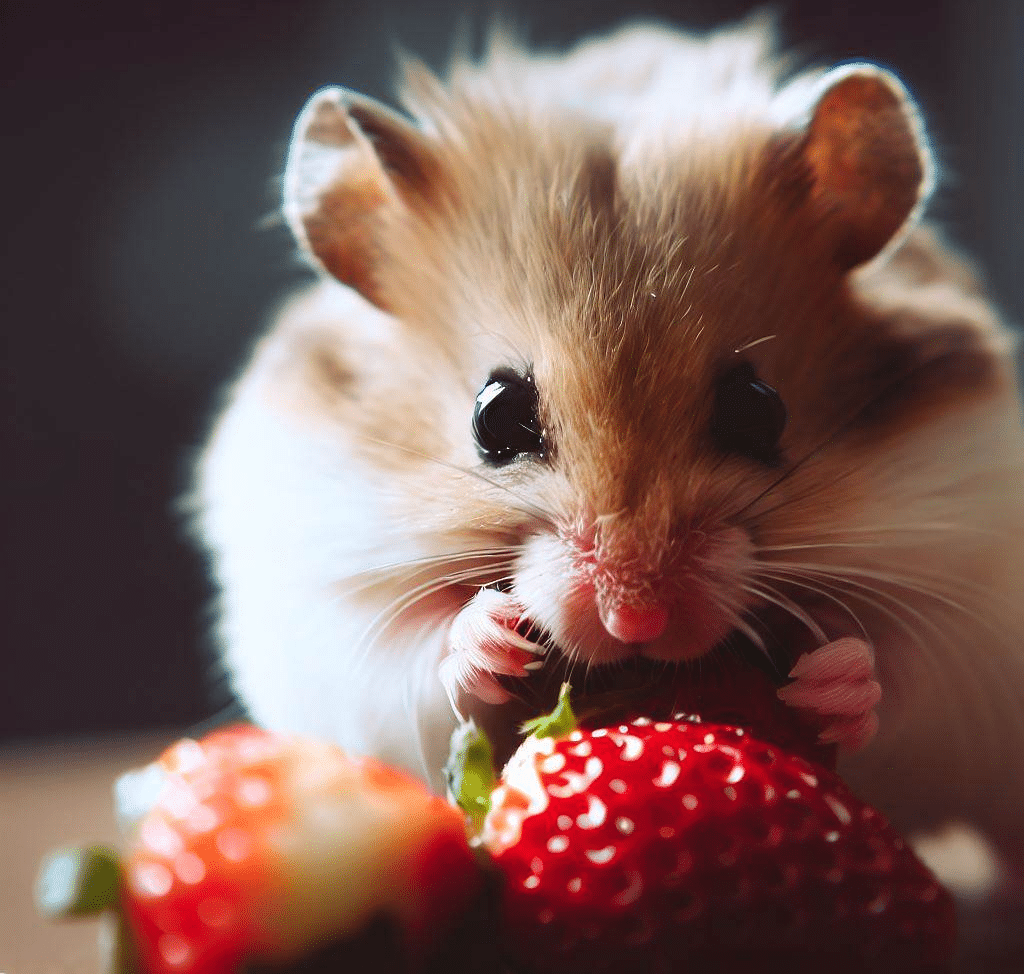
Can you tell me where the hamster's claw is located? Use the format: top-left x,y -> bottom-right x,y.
777,636 -> 881,753
441,588 -> 545,707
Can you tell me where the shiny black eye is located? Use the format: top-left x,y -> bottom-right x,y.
711,362 -> 787,464
473,368 -> 546,465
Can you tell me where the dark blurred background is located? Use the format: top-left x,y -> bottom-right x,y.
2,0 -> 1022,741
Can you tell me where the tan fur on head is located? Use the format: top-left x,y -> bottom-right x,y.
199,21 -> 1024,888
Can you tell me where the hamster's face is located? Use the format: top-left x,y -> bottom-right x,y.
279,59 -> 1015,706
416,149 -> 1002,676
287,134 -> 1003,700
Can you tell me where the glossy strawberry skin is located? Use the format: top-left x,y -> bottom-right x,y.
121,726 -> 281,974
484,716 -> 955,974
120,725 -> 480,974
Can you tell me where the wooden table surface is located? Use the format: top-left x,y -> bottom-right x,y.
2,733 -> 1022,974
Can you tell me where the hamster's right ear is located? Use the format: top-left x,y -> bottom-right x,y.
283,87 -> 437,308
788,66 -> 935,270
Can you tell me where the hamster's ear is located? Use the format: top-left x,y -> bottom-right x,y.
283,87 -> 435,307
793,65 -> 934,269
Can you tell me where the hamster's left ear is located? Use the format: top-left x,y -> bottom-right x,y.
792,65 -> 935,269
282,87 -> 438,308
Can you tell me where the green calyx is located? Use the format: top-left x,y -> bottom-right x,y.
446,719 -> 497,830
36,845 -> 122,918
36,844 -> 144,974
103,911 -> 144,974
519,682 -> 577,740
447,685 -> 578,830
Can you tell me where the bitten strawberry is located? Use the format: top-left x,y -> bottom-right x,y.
113,725 -> 479,974
469,686 -> 955,974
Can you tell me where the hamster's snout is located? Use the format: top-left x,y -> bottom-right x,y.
512,517 -> 754,665
570,515 -> 674,646
599,602 -> 670,643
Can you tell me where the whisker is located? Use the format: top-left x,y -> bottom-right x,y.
336,546 -> 522,596
349,546 -> 523,577
783,521 -> 979,535
758,570 -> 918,651
754,566 -> 971,744
754,563 -> 1007,759
404,657 -> 433,783
759,538 -> 948,554
757,557 -> 1010,627
741,582 -> 828,644
707,592 -> 768,655
732,345 -> 1018,519
734,334 -> 777,354
762,561 -> 1010,692
354,432 -> 552,523
751,568 -> 870,642
349,560 -> 517,676
762,521 -> 999,544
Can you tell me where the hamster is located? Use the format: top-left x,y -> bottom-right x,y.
194,18 -> 1024,882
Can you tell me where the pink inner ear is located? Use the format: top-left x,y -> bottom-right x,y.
600,603 -> 670,644
801,67 -> 930,269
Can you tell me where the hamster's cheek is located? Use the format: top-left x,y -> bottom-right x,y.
512,531 -> 634,665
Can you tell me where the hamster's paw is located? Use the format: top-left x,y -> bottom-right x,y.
776,637 -> 882,753
440,588 -> 546,706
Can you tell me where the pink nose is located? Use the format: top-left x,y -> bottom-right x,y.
600,602 -> 669,644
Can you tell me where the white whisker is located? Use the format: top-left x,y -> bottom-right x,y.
742,581 -> 828,644
753,561 -> 1007,760
354,431 -> 552,523
764,520 -> 997,541
758,557 -> 1010,633
349,560 -> 517,678
705,590 -> 767,654
751,568 -> 870,642
336,546 -> 522,597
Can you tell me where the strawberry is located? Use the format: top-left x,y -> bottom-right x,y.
458,685 -> 954,974
40,724 -> 480,974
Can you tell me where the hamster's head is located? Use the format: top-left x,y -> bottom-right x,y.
279,43 -> 1018,711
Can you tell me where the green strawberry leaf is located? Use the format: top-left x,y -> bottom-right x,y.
445,719 -> 496,830
36,845 -> 122,918
520,682 -> 577,740
102,910 -> 144,974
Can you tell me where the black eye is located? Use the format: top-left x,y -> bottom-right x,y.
711,362 -> 787,464
473,369 -> 545,465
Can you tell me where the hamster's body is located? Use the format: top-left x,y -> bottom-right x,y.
196,20 -> 1024,878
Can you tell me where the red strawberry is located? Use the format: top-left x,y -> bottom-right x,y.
112,724 -> 479,974
467,685 -> 954,974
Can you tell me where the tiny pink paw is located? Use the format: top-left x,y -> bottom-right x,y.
777,636 -> 882,753
440,588 -> 546,707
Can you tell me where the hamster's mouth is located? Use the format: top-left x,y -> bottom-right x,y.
478,606 -> 821,771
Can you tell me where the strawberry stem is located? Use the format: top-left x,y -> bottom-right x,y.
445,719 -> 496,830
519,682 -> 577,740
